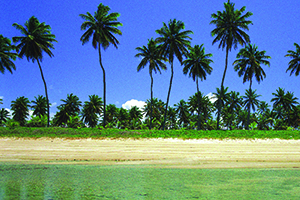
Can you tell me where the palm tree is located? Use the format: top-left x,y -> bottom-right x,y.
210,0 -> 252,129
143,98 -> 165,129
0,108 -> 10,126
31,95 -> 48,117
174,99 -> 190,128
183,44 -> 213,130
105,104 -> 118,127
213,87 -> 230,128
80,3 -> 122,128
226,91 -> 242,129
272,88 -> 298,126
233,44 -> 270,90
53,93 -> 82,126
129,106 -> 143,129
233,43 -> 270,129
13,16 -> 57,127
242,89 -> 261,130
11,96 -> 30,126
0,35 -> 18,74
81,95 -> 103,128
116,107 -> 129,129
285,43 -> 300,76
155,19 -> 193,130
135,38 -> 167,129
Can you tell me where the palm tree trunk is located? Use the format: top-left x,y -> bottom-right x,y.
246,81 -> 252,130
196,78 -> 201,130
37,60 -> 50,127
162,61 -> 174,130
98,43 -> 106,128
217,45 -> 229,130
150,71 -> 153,130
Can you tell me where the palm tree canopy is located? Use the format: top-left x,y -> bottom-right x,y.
285,43 -> 300,76
155,19 -> 193,64
183,44 -> 213,81
79,3 -> 122,50
0,35 -> 18,74
213,87 -> 230,108
60,93 -> 82,116
233,44 -> 270,85
210,0 -> 253,51
12,16 -> 57,62
135,38 -> 167,74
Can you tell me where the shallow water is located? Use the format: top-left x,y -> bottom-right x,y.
0,164 -> 300,199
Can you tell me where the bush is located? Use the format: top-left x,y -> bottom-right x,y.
27,115 -> 47,127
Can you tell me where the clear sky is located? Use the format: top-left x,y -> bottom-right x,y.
1,0 -> 300,117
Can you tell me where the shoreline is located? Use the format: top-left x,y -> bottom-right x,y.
1,138 -> 300,168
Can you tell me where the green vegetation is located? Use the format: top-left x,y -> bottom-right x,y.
0,127 -> 299,140
1,2 -> 300,131
1,165 -> 300,199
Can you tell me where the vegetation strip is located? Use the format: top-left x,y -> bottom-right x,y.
0,127 -> 299,140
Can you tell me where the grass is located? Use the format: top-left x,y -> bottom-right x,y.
0,126 -> 299,139
1,164 -> 300,199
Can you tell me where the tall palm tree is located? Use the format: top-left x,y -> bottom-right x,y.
0,35 -> 18,74
80,3 -> 122,128
11,96 -> 30,126
31,95 -> 48,117
210,0 -> 252,129
155,19 -> 193,130
81,95 -> 103,128
135,38 -> 167,129
13,16 -> 57,127
233,44 -> 270,90
242,89 -> 261,129
285,43 -> 300,76
183,44 -> 213,130
233,43 -> 270,129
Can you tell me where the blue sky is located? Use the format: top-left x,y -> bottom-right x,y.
1,0 -> 300,117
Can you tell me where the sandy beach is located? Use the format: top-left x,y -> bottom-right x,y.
1,138 -> 300,168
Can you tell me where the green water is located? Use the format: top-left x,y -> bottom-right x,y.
0,164 -> 300,200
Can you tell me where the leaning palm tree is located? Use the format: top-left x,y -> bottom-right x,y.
135,38 -> 167,129
242,89 -> 261,130
210,0 -> 253,129
183,44 -> 213,130
285,43 -> 300,76
233,44 -> 270,129
13,16 -> 57,127
79,3 -> 122,128
155,19 -> 193,130
0,35 -> 18,74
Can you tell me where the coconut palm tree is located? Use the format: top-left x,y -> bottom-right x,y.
135,38 -> 167,129
155,19 -> 193,130
225,91 -> 242,129
31,95 -> 48,117
233,44 -> 270,129
80,3 -> 122,128
233,44 -> 270,90
129,106 -> 143,129
183,44 -> 213,130
174,99 -> 190,128
0,35 -> 18,74
81,95 -> 103,128
285,43 -> 300,76
210,0 -> 252,129
116,107 -> 129,129
53,93 -> 82,126
213,87 -> 230,128
242,89 -> 261,130
12,16 -> 57,127
11,96 -> 30,126
0,108 -> 10,126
